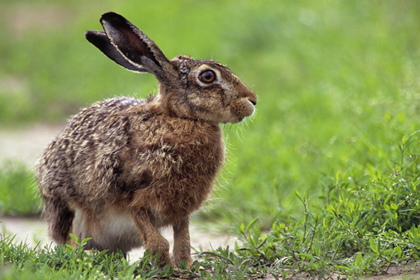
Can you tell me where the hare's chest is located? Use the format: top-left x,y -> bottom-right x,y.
148,142 -> 224,219
124,123 -> 225,218
152,136 -> 225,178
129,119 -> 225,176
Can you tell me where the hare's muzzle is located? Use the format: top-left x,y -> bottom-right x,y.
228,92 -> 256,123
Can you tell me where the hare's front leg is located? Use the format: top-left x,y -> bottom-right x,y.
130,209 -> 172,265
173,217 -> 193,267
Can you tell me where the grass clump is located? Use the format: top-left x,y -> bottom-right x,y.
0,162 -> 40,216
200,132 -> 420,278
0,234 -> 174,280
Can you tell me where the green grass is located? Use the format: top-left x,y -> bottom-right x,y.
0,162 -> 39,216
1,0 -> 419,278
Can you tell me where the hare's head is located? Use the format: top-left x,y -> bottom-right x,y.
86,12 -> 256,124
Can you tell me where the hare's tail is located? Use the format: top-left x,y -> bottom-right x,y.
42,196 -> 74,244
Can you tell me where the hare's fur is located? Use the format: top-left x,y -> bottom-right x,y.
36,12 -> 256,266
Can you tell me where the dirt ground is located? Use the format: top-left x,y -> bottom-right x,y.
0,123 -> 64,168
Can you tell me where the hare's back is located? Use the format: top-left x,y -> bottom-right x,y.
37,97 -> 146,200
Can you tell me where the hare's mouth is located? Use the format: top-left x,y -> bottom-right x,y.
224,98 -> 255,124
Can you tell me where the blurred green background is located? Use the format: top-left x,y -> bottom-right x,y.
0,0 -> 419,228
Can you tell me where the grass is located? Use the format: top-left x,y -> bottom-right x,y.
1,0 -> 419,278
0,161 -> 39,216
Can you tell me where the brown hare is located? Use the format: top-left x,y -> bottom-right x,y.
36,11 -> 256,267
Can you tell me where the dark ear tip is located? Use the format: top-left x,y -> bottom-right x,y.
101,11 -> 119,17
100,11 -> 124,24
85,30 -> 106,43
85,30 -> 95,39
85,30 -> 109,46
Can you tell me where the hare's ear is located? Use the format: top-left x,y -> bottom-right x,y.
99,12 -> 176,82
85,30 -> 146,73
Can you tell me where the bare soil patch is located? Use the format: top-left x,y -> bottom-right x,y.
0,124 -> 63,168
363,264 -> 420,280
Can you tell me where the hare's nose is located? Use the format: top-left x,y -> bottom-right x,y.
248,97 -> 257,106
247,93 -> 257,106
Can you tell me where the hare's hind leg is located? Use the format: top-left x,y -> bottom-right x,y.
42,196 -> 74,244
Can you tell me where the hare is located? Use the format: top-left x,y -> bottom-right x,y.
36,11 -> 256,267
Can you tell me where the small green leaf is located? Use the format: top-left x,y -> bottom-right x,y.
394,246 -> 403,258
298,253 -> 313,261
326,205 -> 336,214
294,190 -> 303,202
369,236 -> 379,254
245,218 -> 259,232
354,252 -> 364,266
336,265 -> 350,271
239,223 -> 245,234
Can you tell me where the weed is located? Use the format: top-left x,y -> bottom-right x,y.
198,131 -> 419,278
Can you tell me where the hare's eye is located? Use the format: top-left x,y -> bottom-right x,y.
199,70 -> 216,84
